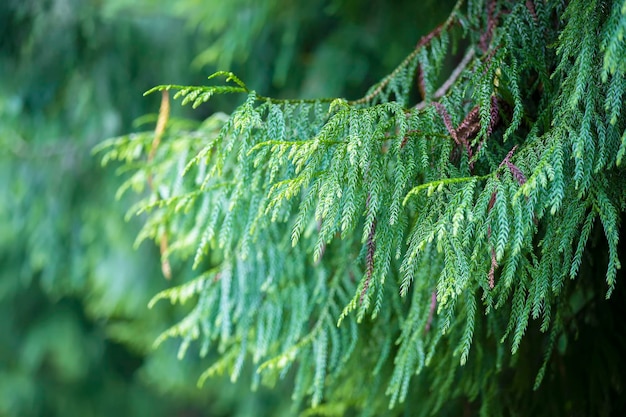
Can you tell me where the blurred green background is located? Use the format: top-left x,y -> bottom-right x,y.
0,0 -> 454,415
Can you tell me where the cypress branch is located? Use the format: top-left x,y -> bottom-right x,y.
100,0 -> 626,415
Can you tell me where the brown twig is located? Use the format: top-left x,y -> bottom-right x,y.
424,290 -> 437,333
499,145 -> 526,185
360,219 -> 377,305
415,48 -> 475,111
488,247 -> 497,289
479,0 -> 499,52
350,0 -> 465,106
147,91 -> 170,185
148,91 -> 173,280
485,146 -> 525,288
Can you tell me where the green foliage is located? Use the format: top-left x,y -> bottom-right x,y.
101,0 -> 624,416
0,1 -> 250,416
4,0 -> 489,416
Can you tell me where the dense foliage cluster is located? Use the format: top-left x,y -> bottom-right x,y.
101,0 -> 626,415
3,1 -> 458,416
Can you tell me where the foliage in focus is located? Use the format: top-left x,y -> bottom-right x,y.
102,0 -> 626,415
2,0 -> 459,416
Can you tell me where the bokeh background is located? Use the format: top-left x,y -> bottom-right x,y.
0,1 -> 455,415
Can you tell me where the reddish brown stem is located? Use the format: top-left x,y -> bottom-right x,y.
360,220 -> 377,305
148,91 -> 172,280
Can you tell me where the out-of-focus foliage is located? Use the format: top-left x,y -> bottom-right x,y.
109,0 -> 454,99
0,1 -> 215,415
1,0 -> 458,416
